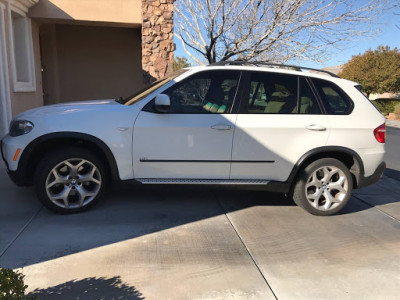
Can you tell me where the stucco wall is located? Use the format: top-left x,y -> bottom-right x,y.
40,24 -> 143,103
1,6 -> 43,117
29,0 -> 142,26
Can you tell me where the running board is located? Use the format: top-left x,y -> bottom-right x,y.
137,179 -> 270,185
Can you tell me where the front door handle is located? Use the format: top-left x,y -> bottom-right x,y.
211,124 -> 233,131
306,124 -> 327,131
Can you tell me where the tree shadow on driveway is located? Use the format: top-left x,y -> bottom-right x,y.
28,276 -> 144,299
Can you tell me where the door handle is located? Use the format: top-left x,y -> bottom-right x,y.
211,124 -> 233,131
306,124 -> 327,131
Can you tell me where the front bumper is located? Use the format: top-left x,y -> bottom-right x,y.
0,140 -> 9,169
356,161 -> 386,189
1,140 -> 26,187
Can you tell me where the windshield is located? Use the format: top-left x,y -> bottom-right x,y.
123,69 -> 189,105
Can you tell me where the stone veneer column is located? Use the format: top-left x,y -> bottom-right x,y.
142,0 -> 175,84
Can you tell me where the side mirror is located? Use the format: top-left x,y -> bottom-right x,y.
154,94 -> 171,113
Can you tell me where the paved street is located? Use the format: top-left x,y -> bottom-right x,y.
0,127 -> 399,299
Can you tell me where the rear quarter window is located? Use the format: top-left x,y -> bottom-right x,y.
312,78 -> 353,114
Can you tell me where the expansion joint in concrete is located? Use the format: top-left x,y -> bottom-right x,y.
216,197 -> 278,300
0,206 -> 43,259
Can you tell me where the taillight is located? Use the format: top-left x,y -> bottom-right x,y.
374,123 -> 386,143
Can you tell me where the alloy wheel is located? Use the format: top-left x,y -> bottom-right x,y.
45,158 -> 102,209
305,166 -> 349,211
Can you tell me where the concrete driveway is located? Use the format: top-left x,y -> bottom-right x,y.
1,134 -> 400,299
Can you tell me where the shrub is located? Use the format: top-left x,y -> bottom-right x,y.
394,102 -> 400,115
372,98 -> 400,115
0,268 -> 28,300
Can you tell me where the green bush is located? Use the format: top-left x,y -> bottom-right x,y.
394,102 -> 400,115
0,268 -> 27,300
372,98 -> 400,115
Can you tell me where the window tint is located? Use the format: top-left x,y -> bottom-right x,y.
246,72 -> 298,114
299,78 -> 321,114
157,71 -> 240,114
312,79 -> 352,114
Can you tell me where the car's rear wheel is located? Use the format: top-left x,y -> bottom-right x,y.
291,158 -> 353,216
34,147 -> 108,214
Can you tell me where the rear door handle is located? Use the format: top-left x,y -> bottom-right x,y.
211,124 -> 233,131
306,124 -> 327,131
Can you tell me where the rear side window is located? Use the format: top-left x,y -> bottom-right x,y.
245,72 -> 322,114
246,72 -> 298,114
312,79 -> 353,114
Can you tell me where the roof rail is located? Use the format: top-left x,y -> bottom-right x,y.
209,61 -> 340,78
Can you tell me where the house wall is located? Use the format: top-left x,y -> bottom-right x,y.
0,0 -> 43,119
10,19 -> 43,115
0,0 -> 11,138
40,24 -> 143,103
29,0 -> 142,26
369,92 -> 400,101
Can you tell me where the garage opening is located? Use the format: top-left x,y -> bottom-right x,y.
39,24 -> 143,105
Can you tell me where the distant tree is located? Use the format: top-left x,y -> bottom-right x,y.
173,56 -> 191,71
338,46 -> 400,96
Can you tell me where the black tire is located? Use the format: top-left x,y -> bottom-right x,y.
291,158 -> 353,216
34,146 -> 108,214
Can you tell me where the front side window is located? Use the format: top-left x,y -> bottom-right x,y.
246,72 -> 298,114
147,70 -> 240,114
312,78 -> 352,114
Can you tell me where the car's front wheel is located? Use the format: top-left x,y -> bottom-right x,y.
34,147 -> 108,214
291,158 -> 353,216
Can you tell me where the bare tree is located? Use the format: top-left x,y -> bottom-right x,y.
175,0 -> 387,65
395,4 -> 400,30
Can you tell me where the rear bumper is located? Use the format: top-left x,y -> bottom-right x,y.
356,161 -> 386,189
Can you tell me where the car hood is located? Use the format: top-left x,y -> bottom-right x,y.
15,100 -> 124,119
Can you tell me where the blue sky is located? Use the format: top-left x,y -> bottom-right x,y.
174,5 -> 400,69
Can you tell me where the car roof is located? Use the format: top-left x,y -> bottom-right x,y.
186,65 -> 359,86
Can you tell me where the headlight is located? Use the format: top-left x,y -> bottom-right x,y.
9,120 -> 34,137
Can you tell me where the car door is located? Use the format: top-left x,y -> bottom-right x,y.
132,70 -> 242,179
231,71 -> 331,181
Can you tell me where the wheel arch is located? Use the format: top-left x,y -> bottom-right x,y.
18,132 -> 120,186
287,146 -> 364,189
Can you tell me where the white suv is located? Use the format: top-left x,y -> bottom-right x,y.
1,62 -> 386,215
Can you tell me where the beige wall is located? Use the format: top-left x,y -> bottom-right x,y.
0,0 -> 44,117
1,0 -> 145,120
29,0 -> 141,26
9,20 -> 43,116
40,24 -> 143,103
